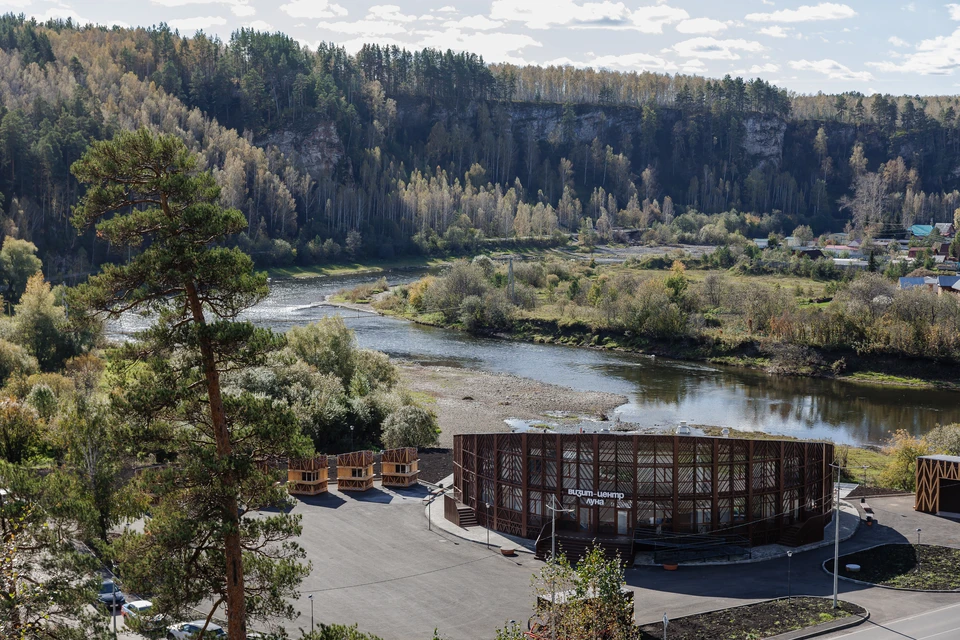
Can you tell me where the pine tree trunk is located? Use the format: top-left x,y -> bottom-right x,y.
185,281 -> 247,639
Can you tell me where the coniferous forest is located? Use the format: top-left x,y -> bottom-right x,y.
2,15 -> 960,277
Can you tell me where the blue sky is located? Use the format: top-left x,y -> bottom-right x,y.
5,0 -> 960,95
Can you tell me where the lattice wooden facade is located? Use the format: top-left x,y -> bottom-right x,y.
915,455 -> 960,513
337,450 -> 375,491
453,433 -> 833,546
287,457 -> 329,496
381,447 -> 419,488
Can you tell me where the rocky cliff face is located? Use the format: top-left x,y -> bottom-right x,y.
262,98 -> 791,180
260,121 -> 343,179
742,115 -> 787,167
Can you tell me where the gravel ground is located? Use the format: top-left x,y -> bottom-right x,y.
398,363 -> 628,448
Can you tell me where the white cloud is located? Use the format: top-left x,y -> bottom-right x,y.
888,36 -> 910,47
868,27 -> 960,75
672,37 -> 764,60
246,20 -> 274,31
589,52 -> 677,71
443,15 -> 504,31
169,15 -> 228,30
790,58 -> 872,81
758,25 -> 790,38
629,5 -> 689,33
489,1 -> 688,32
418,28 -> 542,64
30,6 -> 129,27
435,5 -> 456,12
750,63 -> 780,73
902,2 -> 915,11
490,0 -> 630,30
151,0 -> 254,17
368,5 -> 417,23
746,3 -> 856,23
0,0 -> 31,8
948,4 -> 960,20
338,36 -> 406,53
280,0 -> 347,19
675,17 -> 728,35
322,6 -> 418,36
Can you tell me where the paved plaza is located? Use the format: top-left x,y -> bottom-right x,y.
111,487 -> 960,640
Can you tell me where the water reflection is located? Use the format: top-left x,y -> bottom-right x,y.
108,270 -> 960,446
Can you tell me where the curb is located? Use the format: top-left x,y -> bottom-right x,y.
820,543 -> 960,593
420,492 -> 537,556
765,610 -> 870,640
637,597 -> 868,640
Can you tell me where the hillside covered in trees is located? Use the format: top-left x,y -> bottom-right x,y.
2,15 -> 960,275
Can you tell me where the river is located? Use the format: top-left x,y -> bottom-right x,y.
108,270 -> 960,446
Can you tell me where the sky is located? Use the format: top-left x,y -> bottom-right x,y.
5,0 -> 960,95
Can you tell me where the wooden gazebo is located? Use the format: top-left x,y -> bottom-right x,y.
287,456 -> 329,496
381,448 -> 419,488
337,450 -> 375,492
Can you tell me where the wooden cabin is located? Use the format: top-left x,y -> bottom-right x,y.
287,456 -> 329,496
337,450 -> 375,492
381,447 -> 419,488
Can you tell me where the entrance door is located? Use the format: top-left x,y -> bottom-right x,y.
578,505 -> 595,532
617,510 -> 629,535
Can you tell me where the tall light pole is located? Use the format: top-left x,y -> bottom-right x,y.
349,425 -> 354,450
485,503 -> 491,549
829,462 -> 841,609
309,594 -> 314,632
546,494 -> 574,640
786,551 -> 793,604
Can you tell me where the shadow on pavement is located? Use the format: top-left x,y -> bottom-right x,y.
294,492 -> 347,509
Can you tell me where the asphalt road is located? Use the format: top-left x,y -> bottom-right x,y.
825,601 -> 960,639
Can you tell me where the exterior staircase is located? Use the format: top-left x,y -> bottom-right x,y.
456,505 -> 478,528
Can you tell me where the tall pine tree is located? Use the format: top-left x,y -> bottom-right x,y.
71,128 -> 311,637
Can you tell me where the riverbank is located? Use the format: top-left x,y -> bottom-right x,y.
397,362 -> 627,448
379,306 -> 960,393
267,256 -> 449,280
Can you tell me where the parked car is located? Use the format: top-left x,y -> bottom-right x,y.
97,579 -> 125,609
121,600 -> 166,631
166,620 -> 227,639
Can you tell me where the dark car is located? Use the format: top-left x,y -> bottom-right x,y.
98,579 -> 125,609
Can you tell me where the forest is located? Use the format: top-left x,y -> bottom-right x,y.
2,15 -> 960,279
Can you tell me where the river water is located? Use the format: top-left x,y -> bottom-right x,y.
108,270 -> 960,446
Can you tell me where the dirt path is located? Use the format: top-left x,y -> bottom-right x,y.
399,363 -> 627,447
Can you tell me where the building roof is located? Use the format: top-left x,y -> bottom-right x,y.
919,454 -> 960,464
939,275 -> 960,289
899,276 -> 937,289
935,223 -> 955,236
911,224 -> 934,237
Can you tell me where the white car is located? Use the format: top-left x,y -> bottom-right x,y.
166,620 -> 227,639
121,600 -> 166,630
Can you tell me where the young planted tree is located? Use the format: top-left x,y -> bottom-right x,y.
71,128 -> 312,637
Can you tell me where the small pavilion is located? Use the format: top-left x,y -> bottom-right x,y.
381,448 -> 419,488
287,456 -> 329,496
337,450 -> 375,492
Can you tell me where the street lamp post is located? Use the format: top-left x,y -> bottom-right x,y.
829,462 -> 841,609
546,495 -> 574,640
349,425 -> 354,450
112,579 -> 118,639
309,594 -> 314,632
485,502 -> 491,549
786,551 -> 793,604
916,528 -> 922,546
